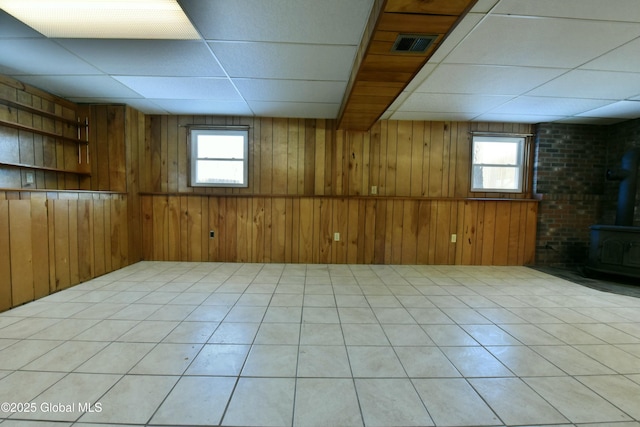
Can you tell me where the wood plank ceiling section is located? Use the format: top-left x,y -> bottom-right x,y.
338,0 -> 478,131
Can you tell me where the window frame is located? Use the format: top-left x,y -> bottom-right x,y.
189,127 -> 249,188
470,135 -> 526,193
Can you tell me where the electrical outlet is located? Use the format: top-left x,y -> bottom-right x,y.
371,185 -> 377,195
334,232 -> 340,241
25,172 -> 35,185
209,230 -> 215,238
451,234 -> 457,243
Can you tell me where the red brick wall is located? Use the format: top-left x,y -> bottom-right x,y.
534,123 -> 607,266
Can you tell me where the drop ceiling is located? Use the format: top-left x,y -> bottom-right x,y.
1,0 -> 640,127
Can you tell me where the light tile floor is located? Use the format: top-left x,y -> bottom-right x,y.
1,262 -> 640,427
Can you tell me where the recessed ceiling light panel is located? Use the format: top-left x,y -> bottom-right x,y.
0,0 -> 200,39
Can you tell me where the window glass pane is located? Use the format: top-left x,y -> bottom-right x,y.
472,166 -> 520,190
190,128 -> 248,188
471,135 -> 525,192
196,160 -> 245,185
473,141 -> 518,165
197,134 -> 245,159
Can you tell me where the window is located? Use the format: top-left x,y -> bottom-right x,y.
471,135 -> 525,192
189,127 -> 249,187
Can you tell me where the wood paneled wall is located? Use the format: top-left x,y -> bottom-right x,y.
142,116 -> 535,199
0,191 -> 129,311
141,115 -> 537,266
141,195 -> 537,266
1,76 -> 145,311
0,76 -> 86,190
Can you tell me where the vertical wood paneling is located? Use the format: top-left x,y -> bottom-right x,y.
108,106 -> 126,192
332,198 -> 347,264
480,202 -> 496,265
347,199 -> 359,264
31,196 -> 50,298
428,123 -> 445,197
374,199 -> 387,264
138,116 -> 536,199
235,197 -> 249,262
53,199 -> 71,291
386,121 -> 398,196
138,195 -> 538,268
288,119 -> 300,195
395,121 -> 412,196
68,199 -> 80,285
225,198 -> 238,262
272,119 -> 288,194
524,202 -> 538,265
0,193 -> 132,311
260,118 -> 273,194
401,200 -> 418,264
9,200 -> 33,305
316,199 -> 331,263
187,196 -> 203,262
416,200 -> 431,264
391,199 -> 404,264
492,202 -> 511,265
252,197 -> 265,262
410,122 -> 424,197
177,196 -> 188,261
283,198 -> 293,262
166,115 -> 179,193
272,197 -> 286,263
0,200 -> 11,311
263,198 -> 273,262
303,120 -> 315,195
76,199 -> 93,283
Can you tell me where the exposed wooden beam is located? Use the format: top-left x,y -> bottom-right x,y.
338,0 -> 478,131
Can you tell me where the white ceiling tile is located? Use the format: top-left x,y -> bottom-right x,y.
398,93 -> 512,113
0,39 -> 100,75
149,99 -> 253,115
427,13 -> 484,63
490,96 -> 614,116
493,0 -> 640,22
473,113 -> 566,123
527,70 -> 640,99
181,0 -> 373,44
69,98 -> 169,114
14,75 -> 142,98
414,64 -> 567,95
0,10 -> 43,37
233,79 -> 346,103
390,111 -> 477,121
444,15 -> 640,68
577,101 -> 640,119
55,39 -> 225,77
470,0 -> 500,13
113,76 -> 242,100
209,42 -> 356,81
402,64 -> 437,93
555,116 -> 626,125
247,101 -> 339,118
385,91 -> 413,116
581,38 -> 640,73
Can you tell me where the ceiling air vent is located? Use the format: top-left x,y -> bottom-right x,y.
391,34 -> 437,53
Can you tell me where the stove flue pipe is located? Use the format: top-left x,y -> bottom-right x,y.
606,148 -> 640,226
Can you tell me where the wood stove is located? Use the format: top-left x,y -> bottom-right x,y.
587,148 -> 640,279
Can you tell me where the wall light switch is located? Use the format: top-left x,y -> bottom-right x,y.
334,232 -> 340,241
371,186 -> 377,195
25,172 -> 35,185
451,234 -> 457,243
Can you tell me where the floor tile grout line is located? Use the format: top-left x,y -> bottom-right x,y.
1,262 -> 633,426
